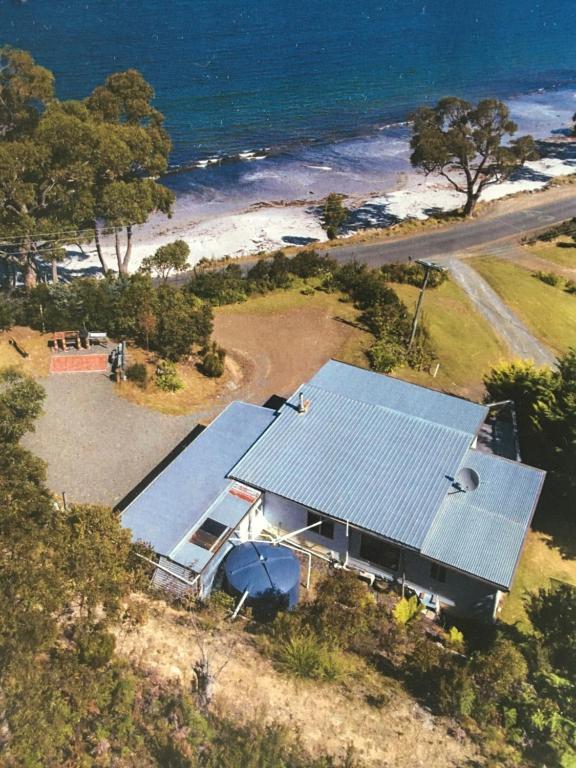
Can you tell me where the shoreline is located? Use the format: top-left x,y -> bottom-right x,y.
57,90 -> 576,277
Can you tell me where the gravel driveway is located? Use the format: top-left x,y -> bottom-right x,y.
444,256 -> 556,367
22,373 -> 207,507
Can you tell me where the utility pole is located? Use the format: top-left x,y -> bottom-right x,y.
408,259 -> 446,349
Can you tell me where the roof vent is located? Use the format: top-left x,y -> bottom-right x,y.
298,392 -> 310,414
454,467 -> 480,492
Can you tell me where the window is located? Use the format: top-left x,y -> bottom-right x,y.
430,563 -> 447,583
190,518 -> 229,551
358,533 -> 400,571
307,511 -> 334,539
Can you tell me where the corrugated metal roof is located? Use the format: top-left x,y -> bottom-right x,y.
231,384 -> 473,549
421,450 -> 546,588
309,360 -> 488,434
121,401 -> 276,555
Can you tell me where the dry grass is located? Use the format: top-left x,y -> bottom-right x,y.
116,595 -> 479,768
115,346 -> 245,416
0,326 -> 52,378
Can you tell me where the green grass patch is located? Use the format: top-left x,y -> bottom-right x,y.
216,278 -> 349,317
392,279 -> 509,398
471,256 -> 576,355
501,531 -> 576,631
525,237 -> 576,269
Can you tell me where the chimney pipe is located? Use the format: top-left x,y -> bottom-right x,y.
298,392 -> 306,414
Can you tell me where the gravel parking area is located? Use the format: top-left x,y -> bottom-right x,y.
22,373 -> 210,507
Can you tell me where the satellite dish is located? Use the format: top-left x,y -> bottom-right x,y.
455,467 -> 480,492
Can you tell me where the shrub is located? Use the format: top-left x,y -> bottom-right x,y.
367,339 -> 406,373
393,595 -> 423,625
200,341 -> 226,378
381,262 -> 448,288
565,279 -> 576,294
289,250 -> 337,279
155,360 -> 183,392
445,626 -> 466,653
273,633 -> 345,681
533,270 -> 562,287
125,362 -> 148,388
0,296 -> 14,331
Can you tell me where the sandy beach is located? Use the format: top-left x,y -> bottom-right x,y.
60,150 -> 576,279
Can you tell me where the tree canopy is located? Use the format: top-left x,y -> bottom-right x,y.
410,97 -> 538,215
0,48 -> 174,286
140,238 -> 190,281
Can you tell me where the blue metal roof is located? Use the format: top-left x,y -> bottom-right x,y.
231,383 -> 473,549
421,450 -> 545,589
121,402 -> 276,557
309,360 -> 488,435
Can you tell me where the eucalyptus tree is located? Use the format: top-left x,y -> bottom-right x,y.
410,97 -> 538,215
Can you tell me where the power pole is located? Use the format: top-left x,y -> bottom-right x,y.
408,259 -> 446,349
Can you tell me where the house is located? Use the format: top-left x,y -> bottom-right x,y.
120,360 -> 546,618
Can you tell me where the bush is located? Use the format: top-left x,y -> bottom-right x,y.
200,341 -> 226,378
533,270 -> 562,287
289,250 -> 337,279
0,295 -> 14,331
273,633 -> 346,681
565,279 -> 576,294
393,596 -> 423,625
155,360 -> 183,392
367,339 -> 406,373
381,262 -> 448,288
125,362 -> 148,388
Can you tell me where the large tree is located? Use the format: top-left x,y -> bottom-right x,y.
85,69 -> 174,275
0,50 -> 174,285
410,97 -> 538,216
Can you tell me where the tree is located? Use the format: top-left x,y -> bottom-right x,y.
0,367 -> 45,443
200,341 -> 226,378
321,193 -> 349,239
410,97 -> 538,215
152,285 -> 213,361
483,359 -> 555,466
140,239 -> 190,281
0,51 -> 175,284
0,46 -> 54,139
528,583 -> 576,677
85,69 -> 175,275
534,348 -> 576,488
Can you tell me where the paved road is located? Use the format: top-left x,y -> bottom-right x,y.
327,195 -> 576,267
442,257 -> 557,367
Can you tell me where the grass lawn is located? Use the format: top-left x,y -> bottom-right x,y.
501,530 -> 576,631
392,278 -> 510,399
525,236 -> 576,270
0,326 -> 52,377
471,256 -> 576,356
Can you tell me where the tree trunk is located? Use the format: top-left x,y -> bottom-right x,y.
51,257 -> 58,284
463,189 -> 481,216
93,224 -> 109,274
21,242 -> 37,290
115,230 -> 123,275
115,226 -> 133,276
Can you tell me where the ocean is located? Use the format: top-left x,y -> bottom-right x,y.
3,0 -> 576,227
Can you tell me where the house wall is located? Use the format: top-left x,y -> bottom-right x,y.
262,492 -> 497,617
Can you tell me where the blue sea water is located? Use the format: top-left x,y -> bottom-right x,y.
3,0 -> 576,215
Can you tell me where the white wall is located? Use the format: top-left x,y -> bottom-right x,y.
263,493 -> 349,557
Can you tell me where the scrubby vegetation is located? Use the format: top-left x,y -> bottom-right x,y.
185,252 -> 439,375
0,369 -> 359,767
255,569 -> 576,767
